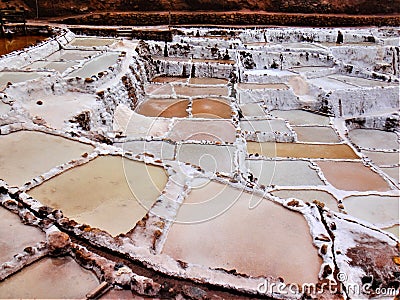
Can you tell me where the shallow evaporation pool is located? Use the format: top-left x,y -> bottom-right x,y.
343,195 -> 399,227
0,207 -> 45,264
240,119 -> 291,134
175,144 -> 236,174
0,131 -> 93,187
67,52 -> 120,78
361,150 -> 399,166
151,76 -> 188,84
163,181 -> 322,284
317,161 -> 391,192
69,37 -> 117,47
21,92 -> 97,130
328,74 -> 396,88
247,159 -> 325,186
174,85 -> 229,97
28,156 -> 168,236
192,98 -> 232,119
145,83 -> 174,96
0,71 -> 51,90
247,142 -> 358,159
45,49 -> 101,61
237,83 -> 289,90
189,77 -> 228,85
135,98 -> 189,118
0,257 -> 99,299
293,126 -> 341,143
0,35 -> 48,56
271,189 -> 339,212
239,103 -> 267,117
290,66 -> 331,73
0,101 -> 11,115
269,110 -> 330,126
308,76 -> 357,90
348,129 -> 399,150
380,166 -> 399,184
24,60 -> 78,73
167,119 -> 236,143
192,58 -> 235,64
117,140 -> 176,160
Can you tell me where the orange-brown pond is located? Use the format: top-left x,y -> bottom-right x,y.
247,142 -> 358,159
136,98 -> 189,118
317,161 -> 391,191
0,131 -> 93,187
0,35 -> 47,56
0,257 -> 99,298
163,182 -> 322,284
29,156 -> 168,236
192,98 -> 232,119
0,208 -> 45,264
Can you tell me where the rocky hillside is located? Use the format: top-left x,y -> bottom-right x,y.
6,0 -> 400,17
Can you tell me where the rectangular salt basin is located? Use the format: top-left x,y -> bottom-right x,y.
136,98 -> 189,118
240,119 -> 291,134
247,142 -> 358,159
167,119 -> 236,143
174,85 -> 229,97
329,74 -> 396,88
25,61 -> 78,73
247,159 -> 325,186
145,84 -> 174,96
293,126 -> 341,143
69,37 -> 117,47
116,140 -> 175,160
0,131 -> 93,187
269,110 -> 330,126
151,76 -> 188,83
163,182 -> 322,284
237,83 -> 289,90
239,103 -> 267,117
175,144 -> 236,174
348,129 -> 399,150
308,76 -> 357,90
29,156 -> 168,236
192,98 -> 232,119
381,167 -> 399,184
0,208 -> 45,264
362,150 -> 399,166
317,161 -> 391,192
0,71 -> 51,89
67,52 -> 120,78
0,257 -> 99,299
189,77 -> 228,85
45,49 -> 100,61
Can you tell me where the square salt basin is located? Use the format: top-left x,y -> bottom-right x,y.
163,182 -> 322,284
0,131 -> 93,187
192,98 -> 232,119
247,160 -> 325,187
28,156 -> 168,236
247,142 -> 358,159
317,161 -> 391,192
239,103 -> 267,117
0,257 -> 99,299
167,119 -> 236,143
343,195 -> 399,227
270,110 -> 330,126
174,85 -> 229,97
175,144 -> 236,174
348,129 -> 399,150
272,189 -> 339,212
0,208 -> 45,264
136,98 -> 189,118
240,119 -> 291,134
293,126 -> 341,143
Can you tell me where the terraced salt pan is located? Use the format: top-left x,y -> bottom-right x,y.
293,127 -> 341,143
136,98 -> 189,118
237,83 -> 289,90
163,182 -> 322,284
287,76 -> 311,96
0,131 -> 93,187
272,189 -> 339,212
69,37 -> 117,47
329,74 -> 396,88
240,119 -> 291,133
192,98 -> 232,119
291,66 -> 330,73
381,166 -> 399,184
175,144 -> 235,174
0,71 -> 51,90
0,101 -> 11,115
45,49 -> 100,61
117,140 -> 175,160
21,92 -> 97,130
145,83 -> 174,96
348,129 -> 399,150
362,150 -> 399,166
308,76 -> 357,90
343,195 -> 399,227
247,142 -> 358,159
269,110 -> 330,126
0,257 -> 99,299
67,52 -> 120,78
239,103 -> 267,117
0,208 -> 45,264
151,76 -> 187,83
189,77 -> 228,85
167,119 -> 236,143
114,105 -> 171,138
317,161 -> 391,192
29,156 -> 168,236
25,61 -> 77,73
174,85 -> 229,97
247,160 -> 324,186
